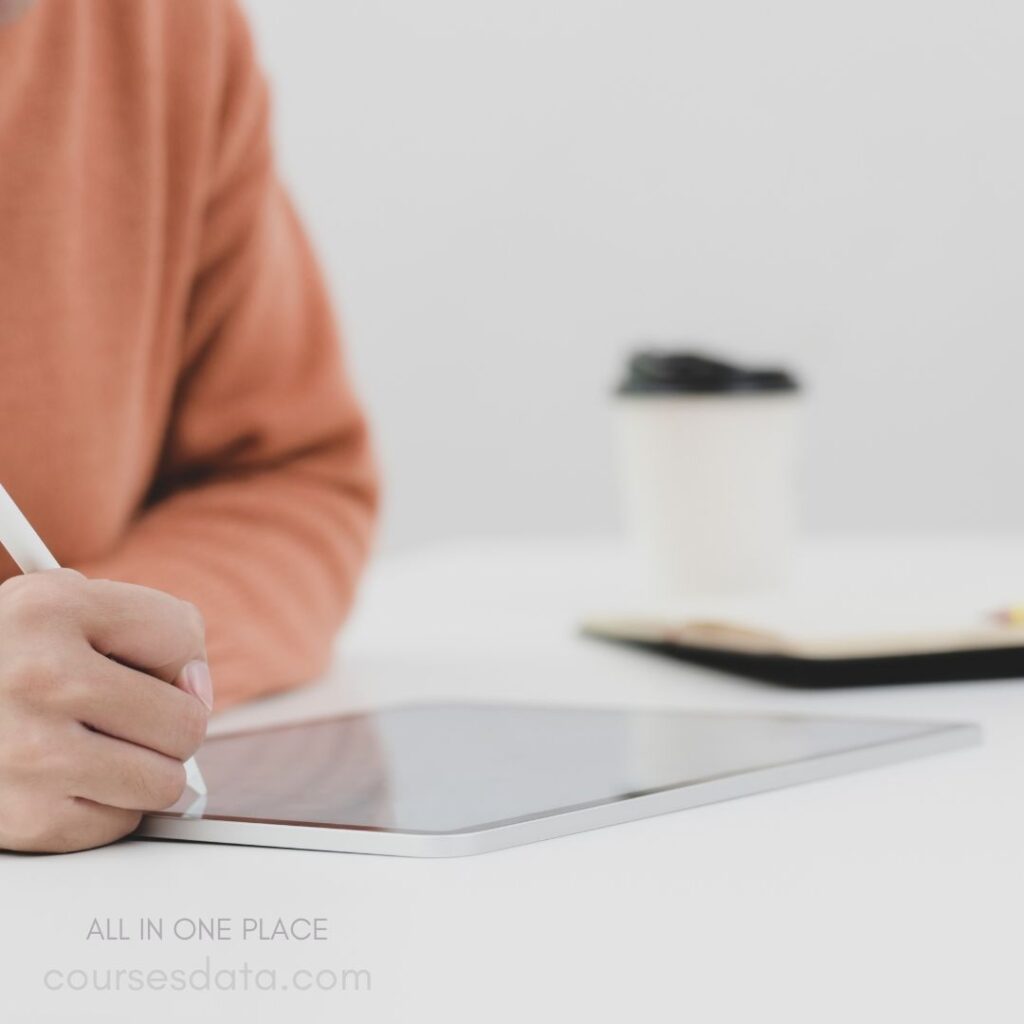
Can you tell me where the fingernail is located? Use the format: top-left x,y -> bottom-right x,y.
180,660 -> 214,711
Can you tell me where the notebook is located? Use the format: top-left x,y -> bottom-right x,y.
582,593 -> 1024,687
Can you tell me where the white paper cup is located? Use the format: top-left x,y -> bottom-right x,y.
614,352 -> 801,597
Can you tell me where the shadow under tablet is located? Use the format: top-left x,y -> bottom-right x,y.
137,702 -> 979,857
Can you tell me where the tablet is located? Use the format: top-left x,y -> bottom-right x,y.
136,702 -> 978,857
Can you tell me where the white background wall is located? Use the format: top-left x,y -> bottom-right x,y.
243,0 -> 1024,550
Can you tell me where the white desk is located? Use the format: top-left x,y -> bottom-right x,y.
4,537 -> 1024,1024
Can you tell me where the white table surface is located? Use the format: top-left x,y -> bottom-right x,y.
4,536 -> 1024,1023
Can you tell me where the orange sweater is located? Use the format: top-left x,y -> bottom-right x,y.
0,1 -> 378,707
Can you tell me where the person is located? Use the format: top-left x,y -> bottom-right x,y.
0,0 -> 379,852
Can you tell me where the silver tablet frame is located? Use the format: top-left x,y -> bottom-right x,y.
135,712 -> 979,858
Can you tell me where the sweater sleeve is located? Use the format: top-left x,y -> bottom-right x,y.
75,2 -> 379,709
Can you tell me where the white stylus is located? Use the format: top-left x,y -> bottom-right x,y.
0,483 -> 207,803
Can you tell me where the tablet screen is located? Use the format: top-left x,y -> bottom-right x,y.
163,704 -> 938,834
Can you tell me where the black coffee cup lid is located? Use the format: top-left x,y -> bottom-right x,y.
617,350 -> 799,396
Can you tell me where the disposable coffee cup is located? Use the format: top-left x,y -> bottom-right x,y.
614,350 -> 801,597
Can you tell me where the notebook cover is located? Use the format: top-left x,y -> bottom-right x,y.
590,635 -> 1024,688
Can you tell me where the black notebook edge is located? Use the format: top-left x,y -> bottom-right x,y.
585,633 -> 1024,688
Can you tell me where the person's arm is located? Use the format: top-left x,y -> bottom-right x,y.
76,4 -> 378,709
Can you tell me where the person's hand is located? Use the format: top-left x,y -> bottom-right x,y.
0,569 -> 212,853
